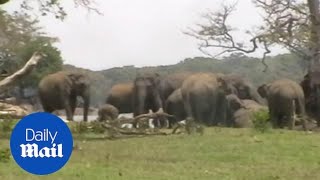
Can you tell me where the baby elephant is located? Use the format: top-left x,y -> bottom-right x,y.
226,94 -> 267,128
257,79 -> 306,130
226,94 -> 246,127
97,104 -> 119,122
233,100 -> 267,128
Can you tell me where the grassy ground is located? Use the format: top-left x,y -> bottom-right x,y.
1,127 -> 320,180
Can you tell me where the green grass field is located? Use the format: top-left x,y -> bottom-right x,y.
1,128 -> 320,180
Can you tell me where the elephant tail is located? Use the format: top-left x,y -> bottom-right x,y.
182,91 -> 193,119
294,97 -> 305,115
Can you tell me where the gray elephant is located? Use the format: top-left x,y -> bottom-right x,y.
97,104 -> 119,122
181,73 -> 230,126
133,72 -> 191,128
38,71 -> 90,121
227,97 -> 267,128
225,94 -> 246,127
159,72 -> 192,107
133,73 -> 163,117
222,74 -> 265,104
106,82 -> 133,113
257,79 -> 306,130
165,88 -> 186,128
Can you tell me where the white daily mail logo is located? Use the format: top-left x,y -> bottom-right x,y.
20,128 -> 63,158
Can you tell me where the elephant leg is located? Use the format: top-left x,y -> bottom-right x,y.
191,94 -> 206,125
295,98 -> 307,131
64,99 -> 73,121
268,97 -> 280,128
216,95 -> 227,126
287,100 -> 295,130
70,95 -> 77,118
316,86 -> 320,127
168,117 -> 177,128
43,105 -> 54,113
269,105 -> 278,128
183,93 -> 194,120
194,106 -> 206,125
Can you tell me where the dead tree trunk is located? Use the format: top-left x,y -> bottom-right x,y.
0,52 -> 43,95
308,0 -> 320,69
307,0 -> 320,126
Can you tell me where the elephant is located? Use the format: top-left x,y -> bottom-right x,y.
106,82 -> 133,113
181,73 -> 230,126
165,88 -> 186,128
222,74 -> 265,104
133,72 -> 163,117
133,72 -> 191,115
133,72 -> 191,128
159,72 -> 192,108
38,71 -> 90,121
257,79 -> 306,130
225,94 -> 246,127
227,98 -> 267,128
300,73 -> 320,126
97,104 -> 119,122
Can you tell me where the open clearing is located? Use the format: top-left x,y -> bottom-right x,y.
1,128 -> 320,180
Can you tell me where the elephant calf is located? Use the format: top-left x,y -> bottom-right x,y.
97,104 -> 119,122
106,83 -> 133,114
226,94 -> 245,127
234,100 -> 267,128
226,94 -> 268,128
257,79 -> 306,130
165,88 -> 186,128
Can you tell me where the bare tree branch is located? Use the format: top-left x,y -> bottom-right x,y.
0,52 -> 43,94
18,0 -> 102,20
184,3 -> 271,69
185,0 -> 311,70
74,0 -> 103,15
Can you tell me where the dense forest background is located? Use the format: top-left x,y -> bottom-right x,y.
63,53 -> 307,107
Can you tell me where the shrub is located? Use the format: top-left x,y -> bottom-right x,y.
90,121 -> 106,134
252,109 -> 271,133
76,121 -> 89,134
0,118 -> 16,133
0,148 -> 10,163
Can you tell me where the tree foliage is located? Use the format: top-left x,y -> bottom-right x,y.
0,0 -> 101,20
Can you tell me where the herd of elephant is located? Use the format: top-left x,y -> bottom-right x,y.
37,70 -> 319,130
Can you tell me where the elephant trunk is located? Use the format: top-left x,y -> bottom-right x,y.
153,90 -> 163,112
250,87 -> 266,105
134,87 -> 146,116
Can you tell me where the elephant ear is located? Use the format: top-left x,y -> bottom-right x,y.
153,73 -> 161,86
257,84 -> 267,98
229,94 -> 245,111
147,73 -> 161,87
68,73 -> 89,88
217,76 -> 235,95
